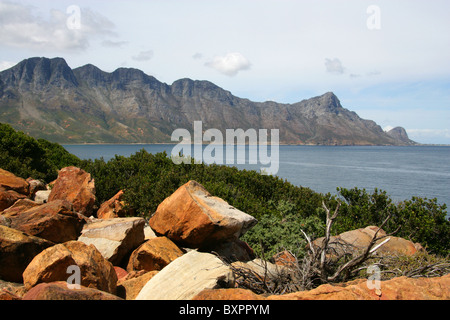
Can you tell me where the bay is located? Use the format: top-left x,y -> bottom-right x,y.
63,144 -> 450,208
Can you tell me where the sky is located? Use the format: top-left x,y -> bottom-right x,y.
0,0 -> 449,144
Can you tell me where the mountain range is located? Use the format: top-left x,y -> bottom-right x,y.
0,57 -> 416,145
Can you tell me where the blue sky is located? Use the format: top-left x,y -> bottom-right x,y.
1,0 -> 449,144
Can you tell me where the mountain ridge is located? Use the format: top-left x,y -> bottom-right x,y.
0,57 -> 417,145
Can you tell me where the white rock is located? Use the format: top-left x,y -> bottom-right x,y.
135,250 -> 234,300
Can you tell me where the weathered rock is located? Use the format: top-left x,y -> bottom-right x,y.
135,250 -> 234,300
0,189 -> 26,212
97,190 -> 132,219
26,178 -> 46,198
126,236 -> 184,273
0,279 -> 27,298
149,181 -> 257,248
0,168 -> 29,195
9,200 -> 87,243
77,217 -> 145,266
0,289 -> 22,300
194,274 -> 450,300
0,198 -> 41,218
48,167 -> 96,217
22,281 -> 123,300
0,225 -> 53,283
22,241 -> 117,294
273,250 -> 297,267
34,190 -> 51,204
312,226 -> 423,257
117,271 -> 158,300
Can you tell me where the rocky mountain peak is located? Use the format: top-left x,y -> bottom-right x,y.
387,127 -> 416,145
0,57 -> 416,145
1,57 -> 78,91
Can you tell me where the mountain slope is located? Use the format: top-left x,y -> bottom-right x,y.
0,57 -> 416,145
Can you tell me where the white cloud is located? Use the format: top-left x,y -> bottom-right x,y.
101,40 -> 128,48
205,52 -> 251,77
132,50 -> 154,62
0,60 -> 15,71
325,58 -> 345,75
0,1 -> 117,52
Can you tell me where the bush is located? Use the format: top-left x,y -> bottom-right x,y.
0,122 -> 81,181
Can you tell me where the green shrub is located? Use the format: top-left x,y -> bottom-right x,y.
0,122 -> 80,181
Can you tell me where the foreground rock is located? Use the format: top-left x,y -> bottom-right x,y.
0,199 -> 41,218
0,189 -> 26,212
22,281 -> 123,300
194,274 -> 450,300
77,217 -> 145,266
127,236 -> 184,273
48,167 -> 96,217
135,250 -> 234,300
312,226 -> 424,257
22,241 -> 117,294
0,225 -> 53,283
149,181 -> 257,249
8,200 -> 86,243
117,271 -> 158,300
0,168 -> 29,195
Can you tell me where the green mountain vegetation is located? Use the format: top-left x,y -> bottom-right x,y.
1,122 -> 448,256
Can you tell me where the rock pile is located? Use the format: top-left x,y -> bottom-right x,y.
1,167 -> 448,300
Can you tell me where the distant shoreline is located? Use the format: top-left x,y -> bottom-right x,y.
61,142 -> 450,147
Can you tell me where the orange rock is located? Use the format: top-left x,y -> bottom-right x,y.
149,181 -> 257,248
193,288 -> 264,300
97,190 -> 131,219
0,225 -> 53,283
126,236 -> 184,272
0,168 -> 29,195
22,281 -> 122,300
194,274 -> 450,300
22,241 -> 118,294
0,189 -> 27,212
9,200 -> 87,243
312,226 -> 423,257
1,198 -> 41,218
117,271 -> 158,300
48,167 -> 96,217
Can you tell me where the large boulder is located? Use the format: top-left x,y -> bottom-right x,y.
22,241 -> 117,294
126,236 -> 184,273
0,168 -> 29,195
135,250 -> 234,300
0,225 -> 53,283
22,281 -> 123,300
312,226 -> 424,257
48,167 -> 96,217
77,217 -> 146,266
8,200 -> 87,243
149,181 -> 257,248
0,199 -> 41,218
0,189 -> 26,212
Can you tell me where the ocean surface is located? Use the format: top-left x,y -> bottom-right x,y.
63,144 -> 450,208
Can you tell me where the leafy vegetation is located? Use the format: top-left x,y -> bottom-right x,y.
1,122 -> 449,256
0,122 -> 81,181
